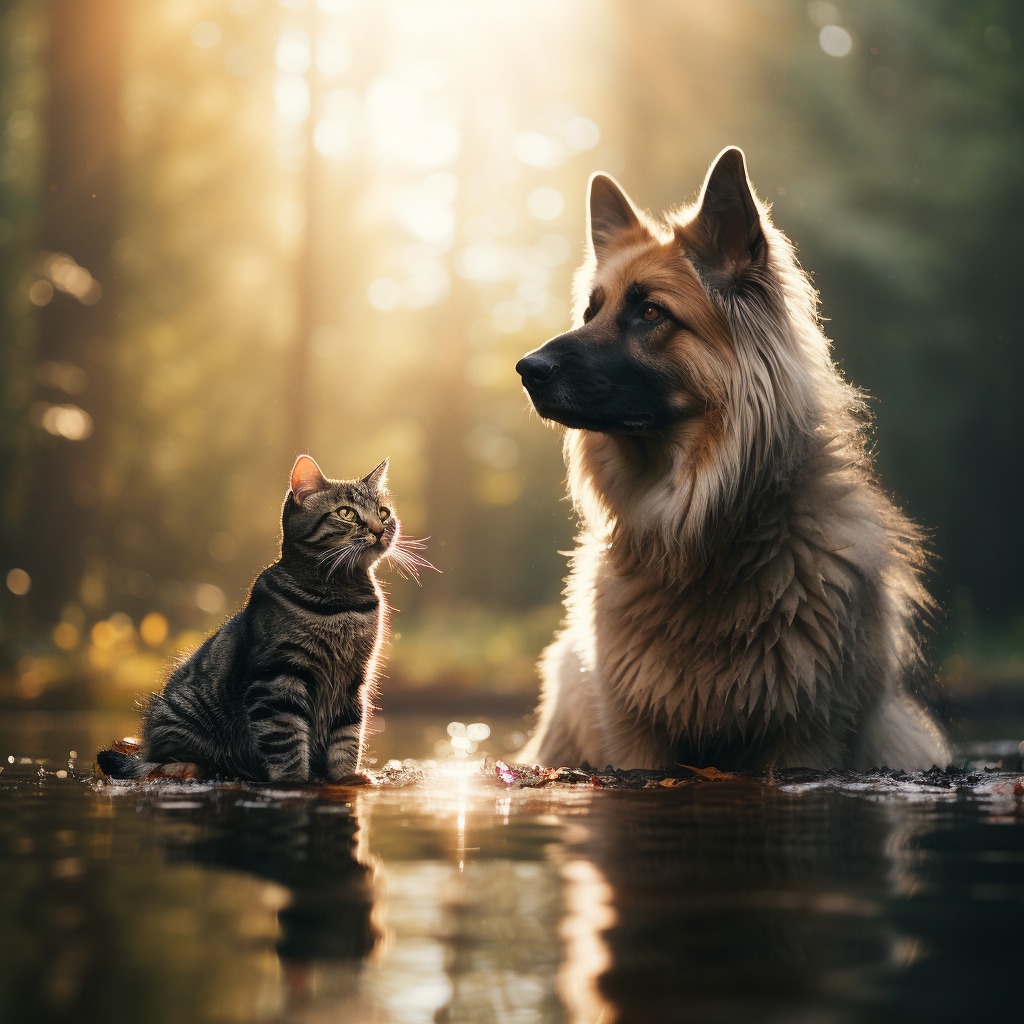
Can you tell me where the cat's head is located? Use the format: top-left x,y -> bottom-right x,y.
282,454 -> 398,574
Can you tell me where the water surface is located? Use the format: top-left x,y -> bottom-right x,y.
1,712 -> 1021,1023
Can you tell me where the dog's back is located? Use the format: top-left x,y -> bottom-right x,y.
516,148 -> 949,772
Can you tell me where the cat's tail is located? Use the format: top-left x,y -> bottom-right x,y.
96,747 -> 204,781
96,748 -> 156,779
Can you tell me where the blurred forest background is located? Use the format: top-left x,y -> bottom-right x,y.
0,0 -> 1021,716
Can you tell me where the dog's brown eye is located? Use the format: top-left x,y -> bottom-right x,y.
379,506 -> 390,521
643,305 -> 660,321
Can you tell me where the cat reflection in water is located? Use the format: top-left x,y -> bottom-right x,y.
98,455 -> 433,783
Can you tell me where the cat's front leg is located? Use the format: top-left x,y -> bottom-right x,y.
246,682 -> 312,781
325,712 -> 363,781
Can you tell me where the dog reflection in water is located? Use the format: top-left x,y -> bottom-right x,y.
554,783 -> 924,1024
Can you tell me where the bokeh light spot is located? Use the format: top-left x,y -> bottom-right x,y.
316,30 -> 350,75
37,360 -> 87,394
527,186 -> 564,221
28,279 -> 53,305
514,132 -> 564,169
40,404 -> 93,441
455,246 -> 510,284
190,22 -> 222,49
466,426 -> 519,470
6,568 -> 31,595
819,25 -> 853,57
91,620 -> 116,650
806,1 -> 840,27
53,623 -> 79,650
276,29 -> 312,74
140,612 -> 169,647
108,613 -> 135,642
313,119 -> 356,160
195,583 -> 226,614
18,670 -> 43,699
368,277 -> 401,311
984,25 -> 1012,53
564,117 -> 600,150
275,73 -> 311,124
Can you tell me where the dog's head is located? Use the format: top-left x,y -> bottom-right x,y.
516,148 -> 845,550
516,147 -> 770,438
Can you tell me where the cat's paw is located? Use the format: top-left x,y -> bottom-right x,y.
327,772 -> 372,787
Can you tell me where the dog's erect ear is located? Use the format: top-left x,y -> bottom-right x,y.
693,147 -> 767,287
290,454 -> 329,505
361,458 -> 389,490
587,173 -> 645,262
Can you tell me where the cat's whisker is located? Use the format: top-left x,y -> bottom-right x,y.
324,544 -> 357,579
393,550 -> 436,570
396,537 -> 428,551
383,536 -> 440,586
384,556 -> 414,582
317,547 -> 340,568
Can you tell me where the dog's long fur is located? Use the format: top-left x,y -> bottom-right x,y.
516,147 -> 949,772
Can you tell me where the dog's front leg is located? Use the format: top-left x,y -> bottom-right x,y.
519,632 -> 605,767
596,703 -> 674,771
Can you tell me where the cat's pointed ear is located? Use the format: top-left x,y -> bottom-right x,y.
361,458 -> 388,490
587,173 -> 646,263
692,146 -> 767,287
290,454 -> 328,505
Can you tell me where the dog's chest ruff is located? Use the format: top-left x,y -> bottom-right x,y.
588,513 -> 864,745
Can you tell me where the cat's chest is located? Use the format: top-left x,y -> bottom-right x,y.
305,607 -> 379,691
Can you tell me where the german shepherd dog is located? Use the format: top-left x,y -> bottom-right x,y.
515,147 -> 950,772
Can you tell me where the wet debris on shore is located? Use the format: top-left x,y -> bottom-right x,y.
76,737 -> 1024,801
492,759 -> 761,789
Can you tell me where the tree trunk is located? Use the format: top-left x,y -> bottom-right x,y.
25,0 -> 123,622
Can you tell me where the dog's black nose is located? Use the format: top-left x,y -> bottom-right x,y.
516,353 -> 559,385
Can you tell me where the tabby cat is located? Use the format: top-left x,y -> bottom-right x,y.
98,454 -> 428,782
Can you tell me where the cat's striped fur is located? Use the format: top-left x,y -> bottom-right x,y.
100,455 -> 408,782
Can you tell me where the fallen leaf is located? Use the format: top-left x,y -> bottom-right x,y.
678,764 -> 739,781
495,759 -> 521,785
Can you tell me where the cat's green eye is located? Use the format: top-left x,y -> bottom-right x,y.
379,507 -> 391,521
337,507 -> 356,522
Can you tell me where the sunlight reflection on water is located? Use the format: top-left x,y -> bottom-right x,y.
0,713 -> 1022,1023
